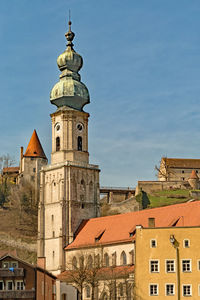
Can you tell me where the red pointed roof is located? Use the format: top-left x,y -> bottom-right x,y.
24,130 -> 47,159
189,170 -> 199,179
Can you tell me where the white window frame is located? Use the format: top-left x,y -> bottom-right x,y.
165,259 -> 175,273
150,239 -> 157,248
182,284 -> 192,297
182,259 -> 192,272
6,280 -> 13,291
15,280 -> 24,291
165,283 -> 175,296
149,283 -> 159,296
183,239 -> 190,248
149,260 -> 160,273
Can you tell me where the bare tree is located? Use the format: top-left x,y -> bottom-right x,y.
0,154 -> 15,207
155,156 -> 174,181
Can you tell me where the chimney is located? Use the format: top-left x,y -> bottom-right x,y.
148,217 -> 155,228
37,257 -> 46,269
20,147 -> 23,173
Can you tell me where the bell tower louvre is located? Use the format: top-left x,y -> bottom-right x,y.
37,20 -> 100,275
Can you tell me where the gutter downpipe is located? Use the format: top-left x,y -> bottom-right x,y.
176,247 -> 180,300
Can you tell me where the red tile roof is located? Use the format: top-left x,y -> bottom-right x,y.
66,201 -> 200,250
189,170 -> 199,179
162,157 -> 200,169
24,130 -> 47,159
58,265 -> 134,282
3,167 -> 19,174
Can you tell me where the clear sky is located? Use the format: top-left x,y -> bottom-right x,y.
1,0 -> 200,187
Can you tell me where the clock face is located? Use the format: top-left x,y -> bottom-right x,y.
55,123 -> 60,132
77,123 -> 84,132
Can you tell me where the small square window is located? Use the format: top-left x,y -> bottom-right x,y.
196,170 -> 198,174
16,281 -> 24,290
166,284 -> 175,296
150,239 -> 157,248
150,260 -> 159,273
7,281 -> 13,290
182,177 -> 185,181
182,170 -> 185,174
33,168 -> 36,172
166,260 -> 175,273
184,239 -> 190,248
0,281 -> 4,290
183,285 -> 192,297
182,260 -> 191,272
150,284 -> 158,296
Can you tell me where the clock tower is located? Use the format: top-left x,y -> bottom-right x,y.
37,21 -> 100,275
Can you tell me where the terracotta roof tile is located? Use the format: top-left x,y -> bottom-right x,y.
24,130 -> 47,159
3,167 -> 19,173
66,201 -> 200,250
189,170 -> 199,179
163,157 -> 200,169
57,265 -> 134,282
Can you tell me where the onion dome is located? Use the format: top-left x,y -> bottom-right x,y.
50,20 -> 90,111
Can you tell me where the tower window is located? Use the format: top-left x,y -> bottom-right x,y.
56,137 -> 60,151
78,136 -> 82,151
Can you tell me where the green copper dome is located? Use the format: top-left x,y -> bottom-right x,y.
50,21 -> 90,111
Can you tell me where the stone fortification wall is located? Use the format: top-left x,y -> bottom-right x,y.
136,180 -> 188,195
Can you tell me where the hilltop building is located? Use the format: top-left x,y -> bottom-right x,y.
18,129 -> 47,189
158,157 -> 200,182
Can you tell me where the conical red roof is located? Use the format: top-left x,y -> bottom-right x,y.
189,170 -> 199,179
24,130 -> 47,159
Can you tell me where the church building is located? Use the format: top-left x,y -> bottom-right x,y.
37,20 -> 100,298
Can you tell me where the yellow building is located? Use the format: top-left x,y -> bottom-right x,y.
135,226 -> 200,300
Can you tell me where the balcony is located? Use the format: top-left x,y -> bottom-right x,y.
0,268 -> 24,277
0,290 -> 35,298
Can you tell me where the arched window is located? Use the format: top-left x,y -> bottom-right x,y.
120,251 -> 127,265
94,254 -> 100,267
79,256 -> 84,268
85,285 -> 91,298
88,255 -> 93,268
56,137 -> 60,151
118,283 -> 124,297
89,181 -> 93,201
78,136 -> 82,151
72,257 -> 77,270
104,253 -> 109,267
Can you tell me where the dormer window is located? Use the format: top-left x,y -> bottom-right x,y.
95,229 -> 105,242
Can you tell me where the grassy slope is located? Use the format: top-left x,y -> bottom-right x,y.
148,189 -> 191,208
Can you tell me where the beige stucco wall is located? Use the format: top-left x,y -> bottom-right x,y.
135,226 -> 200,300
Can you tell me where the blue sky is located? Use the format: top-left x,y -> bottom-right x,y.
1,0 -> 200,187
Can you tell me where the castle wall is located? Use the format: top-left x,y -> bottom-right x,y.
136,180 -> 188,195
